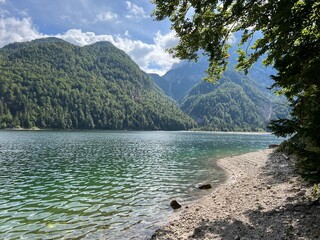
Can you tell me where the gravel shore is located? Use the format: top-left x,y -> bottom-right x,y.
150,149 -> 320,240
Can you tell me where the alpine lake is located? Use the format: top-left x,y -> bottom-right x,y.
0,131 -> 282,239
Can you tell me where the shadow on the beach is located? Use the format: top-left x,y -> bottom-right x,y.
187,152 -> 320,240
188,197 -> 320,239
151,194 -> 320,240
259,152 -> 298,185
151,152 -> 320,240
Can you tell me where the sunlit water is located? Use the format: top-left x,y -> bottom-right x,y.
0,131 -> 282,239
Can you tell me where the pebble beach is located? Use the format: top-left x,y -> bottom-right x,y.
151,149 -> 320,240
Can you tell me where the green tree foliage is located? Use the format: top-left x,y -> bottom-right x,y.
152,0 -> 320,180
0,38 -> 195,130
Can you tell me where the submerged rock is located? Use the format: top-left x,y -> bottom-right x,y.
170,200 -> 182,209
198,183 -> 212,190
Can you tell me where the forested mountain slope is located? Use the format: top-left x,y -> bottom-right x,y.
0,38 -> 195,130
150,58 -> 290,131
181,70 -> 282,131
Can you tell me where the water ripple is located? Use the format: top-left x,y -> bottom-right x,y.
0,131 -> 281,239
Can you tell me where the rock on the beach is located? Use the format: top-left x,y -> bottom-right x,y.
198,183 -> 212,190
170,200 -> 181,209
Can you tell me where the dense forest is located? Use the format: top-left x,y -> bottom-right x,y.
181,70 -> 290,131
0,38 -> 195,130
0,37 -> 290,133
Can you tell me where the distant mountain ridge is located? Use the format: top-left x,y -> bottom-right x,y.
152,57 -> 209,104
181,70 -> 273,131
150,56 -> 290,131
0,37 -> 195,130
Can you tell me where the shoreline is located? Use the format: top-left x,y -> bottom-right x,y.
151,149 -> 320,239
1,128 -> 271,134
190,130 -> 272,135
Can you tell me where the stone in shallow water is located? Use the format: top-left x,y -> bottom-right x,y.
170,200 -> 181,209
198,184 -> 212,190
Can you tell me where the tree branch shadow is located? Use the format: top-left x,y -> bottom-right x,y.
189,196 -> 320,239
261,151 -> 298,184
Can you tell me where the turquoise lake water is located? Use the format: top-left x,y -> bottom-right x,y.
0,131 -> 282,239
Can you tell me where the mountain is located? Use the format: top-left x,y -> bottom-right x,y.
181,70 -> 272,131
152,57 -> 209,104
150,57 -> 290,131
0,38 -> 195,130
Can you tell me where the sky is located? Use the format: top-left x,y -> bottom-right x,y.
0,0 -> 181,75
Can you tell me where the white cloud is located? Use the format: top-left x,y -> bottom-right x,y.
0,0 -> 6,4
55,29 -> 114,46
227,33 -> 236,46
0,17 -> 45,47
154,30 -> 179,49
56,29 -> 179,75
125,1 -> 148,20
0,17 -> 179,75
124,30 -> 130,37
95,11 -> 118,22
